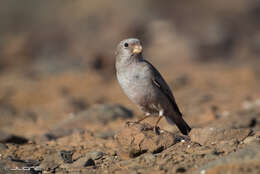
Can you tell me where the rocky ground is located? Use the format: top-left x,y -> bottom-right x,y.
0,60 -> 259,174
1,1 -> 260,174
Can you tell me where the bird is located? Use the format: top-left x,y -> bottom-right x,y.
115,38 -> 191,135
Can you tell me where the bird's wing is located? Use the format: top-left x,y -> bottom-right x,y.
143,60 -> 182,116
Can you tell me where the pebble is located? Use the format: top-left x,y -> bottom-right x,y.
200,169 -> 206,174
60,150 -> 74,163
84,158 -> 95,167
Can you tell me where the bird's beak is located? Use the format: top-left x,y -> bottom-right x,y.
132,44 -> 142,54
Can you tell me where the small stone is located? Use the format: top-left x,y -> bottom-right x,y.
160,130 -> 165,133
0,131 -> 28,145
84,158 -> 95,167
211,149 -> 224,156
200,170 -> 206,174
60,150 -> 74,163
176,167 -> 186,173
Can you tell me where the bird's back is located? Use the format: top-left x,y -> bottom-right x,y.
142,59 -> 183,116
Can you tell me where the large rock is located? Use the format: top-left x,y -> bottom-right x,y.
115,122 -> 186,159
190,127 -> 252,146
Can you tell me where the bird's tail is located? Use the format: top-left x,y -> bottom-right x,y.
165,115 -> 191,135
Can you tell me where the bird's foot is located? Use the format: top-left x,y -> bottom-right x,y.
154,126 -> 161,135
125,121 -> 139,127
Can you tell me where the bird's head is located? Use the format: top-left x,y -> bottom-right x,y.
115,38 -> 143,58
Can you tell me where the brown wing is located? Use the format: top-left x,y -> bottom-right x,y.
144,60 -> 183,116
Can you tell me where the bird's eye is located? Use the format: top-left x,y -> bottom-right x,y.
124,43 -> 129,48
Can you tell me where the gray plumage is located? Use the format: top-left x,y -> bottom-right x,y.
115,38 -> 191,135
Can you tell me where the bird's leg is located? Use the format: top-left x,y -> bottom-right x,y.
155,115 -> 163,127
126,113 -> 150,126
154,110 -> 164,135
135,113 -> 150,123
154,116 -> 163,134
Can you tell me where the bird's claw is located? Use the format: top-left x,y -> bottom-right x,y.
126,121 -> 139,126
154,126 -> 160,135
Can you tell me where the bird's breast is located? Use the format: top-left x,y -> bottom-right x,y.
117,67 -> 151,104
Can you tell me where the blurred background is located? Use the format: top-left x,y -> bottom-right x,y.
0,0 -> 260,137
